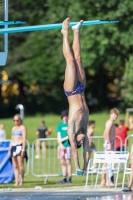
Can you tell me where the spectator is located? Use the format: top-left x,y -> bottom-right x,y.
0,123 -> 6,140
87,120 -> 96,153
87,121 -> 97,168
115,117 -> 133,151
56,110 -> 72,184
35,120 -> 51,159
9,114 -> 27,186
100,108 -> 119,187
122,144 -> 133,192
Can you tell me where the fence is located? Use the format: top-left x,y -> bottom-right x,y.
31,136 -> 123,183
88,135 -> 123,151
24,140 -> 30,176
31,138 -> 84,183
124,134 -> 133,152
0,135 -> 130,184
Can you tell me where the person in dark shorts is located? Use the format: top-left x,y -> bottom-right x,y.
9,114 -> 27,186
35,120 -> 50,159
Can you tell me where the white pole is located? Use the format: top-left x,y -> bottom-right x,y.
15,104 -> 24,121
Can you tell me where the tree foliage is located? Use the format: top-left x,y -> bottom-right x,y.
0,0 -> 133,116
121,55 -> 133,107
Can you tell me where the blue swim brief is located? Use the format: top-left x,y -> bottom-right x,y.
64,82 -> 84,97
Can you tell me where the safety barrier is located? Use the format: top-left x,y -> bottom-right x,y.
88,135 -> 123,151
32,138 -> 60,184
31,136 -> 123,183
0,135 -> 128,184
24,140 -> 30,176
31,138 -> 84,183
124,134 -> 133,152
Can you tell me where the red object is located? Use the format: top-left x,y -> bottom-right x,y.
48,128 -> 52,135
115,126 -> 129,148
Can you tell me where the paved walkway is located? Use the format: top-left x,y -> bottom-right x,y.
0,185 -> 132,200
0,184 -> 129,192
0,185 -> 123,192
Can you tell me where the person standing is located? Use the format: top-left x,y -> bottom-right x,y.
123,144 -> 133,192
35,120 -> 51,159
115,117 -> 133,151
0,123 -> 6,140
61,17 -> 89,175
87,120 -> 97,168
9,114 -> 27,186
56,110 -> 72,184
87,120 -> 96,155
100,108 -> 119,187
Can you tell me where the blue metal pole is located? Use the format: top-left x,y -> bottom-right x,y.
0,21 -> 26,26
0,20 -> 119,34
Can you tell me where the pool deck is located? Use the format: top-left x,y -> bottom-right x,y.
0,185 -> 131,194
0,186 -> 132,200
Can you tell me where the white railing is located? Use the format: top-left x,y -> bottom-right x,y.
31,136 -> 123,183
31,138 -> 84,183
0,135 -> 128,184
124,134 -> 133,152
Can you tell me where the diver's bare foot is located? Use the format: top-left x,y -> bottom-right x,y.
61,17 -> 70,34
72,20 -> 83,32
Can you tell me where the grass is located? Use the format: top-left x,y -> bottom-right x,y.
1,111 -> 127,141
0,111 -> 132,189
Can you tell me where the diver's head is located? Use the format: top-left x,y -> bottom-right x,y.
76,132 -> 85,149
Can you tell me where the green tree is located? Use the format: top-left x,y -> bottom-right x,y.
1,0 -> 133,116
121,55 -> 133,107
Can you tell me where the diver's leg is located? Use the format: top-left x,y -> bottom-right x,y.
83,130 -> 90,171
72,20 -> 86,87
67,121 -> 81,171
61,17 -> 78,91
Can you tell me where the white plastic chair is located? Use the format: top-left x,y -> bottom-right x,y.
85,151 -> 129,190
122,159 -> 131,189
